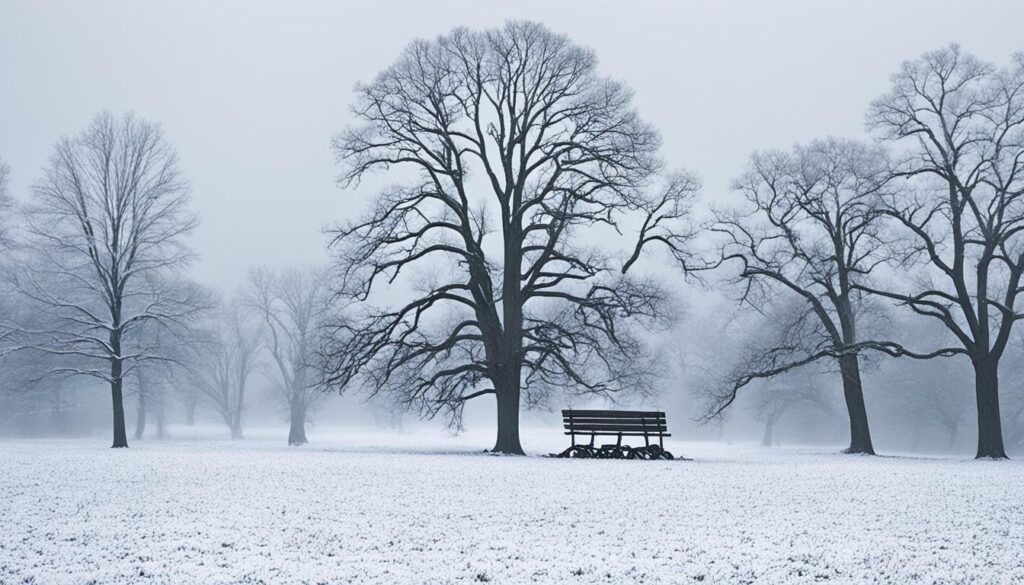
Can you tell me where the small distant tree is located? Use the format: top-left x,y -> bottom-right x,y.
180,384 -> 200,426
191,301 -> 259,439
370,396 -> 404,432
246,267 -> 330,446
130,309 -> 204,440
880,319 -> 974,451
865,45 -> 1024,458
323,21 -> 695,454
0,285 -> 85,435
1000,332 -> 1024,452
753,373 -> 836,447
132,366 -> 158,440
0,158 -> 12,249
16,112 -> 200,448
0,159 -> 14,383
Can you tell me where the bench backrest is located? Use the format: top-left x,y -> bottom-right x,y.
562,409 -> 668,436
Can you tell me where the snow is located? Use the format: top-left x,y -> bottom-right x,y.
2,427 -> 1023,584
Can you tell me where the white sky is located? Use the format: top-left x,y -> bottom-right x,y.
3,0 -> 1023,291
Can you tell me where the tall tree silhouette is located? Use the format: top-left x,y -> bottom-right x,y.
323,22 -> 695,453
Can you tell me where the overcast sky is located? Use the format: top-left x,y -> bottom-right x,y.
3,0 -> 1023,291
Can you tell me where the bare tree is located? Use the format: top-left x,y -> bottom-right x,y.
322,21 -> 694,454
897,363 -> 972,451
1,278 -> 85,435
370,397 -> 405,432
0,158 -> 12,249
0,349 -> 76,435
864,45 -> 1024,458
181,383 -> 200,426
706,138 -> 895,454
132,366 -> 155,440
999,331 -> 1024,452
130,313 -> 201,440
752,371 -> 836,447
246,267 -> 329,446
15,112 -> 200,448
191,301 -> 259,439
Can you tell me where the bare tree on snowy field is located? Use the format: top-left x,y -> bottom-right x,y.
246,267 -> 329,446
191,301 -> 260,439
0,159 -> 12,250
705,139 -> 901,454
322,21 -> 696,454
0,349 -> 75,435
0,283 -> 89,435
14,112 -> 200,448
895,361 -> 973,450
999,332 -> 1024,451
752,371 -> 837,447
876,318 -> 975,450
0,160 -> 15,373
130,313 -> 202,440
180,381 -> 200,426
132,366 -> 157,440
370,396 -> 405,432
863,45 -> 1024,459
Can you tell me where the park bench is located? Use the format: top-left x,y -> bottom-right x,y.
556,409 -> 674,460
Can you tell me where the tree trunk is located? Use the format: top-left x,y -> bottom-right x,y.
761,417 -> 775,447
910,421 -> 922,451
230,410 -> 244,440
288,403 -> 308,446
110,371 -> 128,448
838,354 -> 874,455
185,398 -> 196,426
491,382 -> 524,455
134,389 -> 147,440
973,359 -> 1007,459
156,405 -> 167,440
110,328 -> 129,448
51,387 -> 68,436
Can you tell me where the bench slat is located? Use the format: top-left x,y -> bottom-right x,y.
563,417 -> 665,424
565,423 -> 667,431
564,431 -> 671,437
562,409 -> 664,418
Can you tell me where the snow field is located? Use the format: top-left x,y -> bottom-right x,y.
1,429 -> 1022,584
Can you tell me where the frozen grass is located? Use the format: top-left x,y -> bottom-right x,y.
1,427 -> 1022,584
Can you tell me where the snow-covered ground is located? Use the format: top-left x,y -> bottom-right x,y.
2,427 -> 1022,584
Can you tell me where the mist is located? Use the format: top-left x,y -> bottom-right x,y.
3,2 -> 1024,583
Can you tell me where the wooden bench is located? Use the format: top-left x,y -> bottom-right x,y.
556,409 -> 674,460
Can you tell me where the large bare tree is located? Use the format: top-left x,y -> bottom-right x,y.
247,267 -> 330,446
706,139 -> 895,454
864,45 -> 1024,458
16,112 -> 200,448
322,22 -> 694,453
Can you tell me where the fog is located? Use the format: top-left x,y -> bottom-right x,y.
8,4 -> 1024,583
3,1 -> 1024,452
4,1 -> 1021,289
